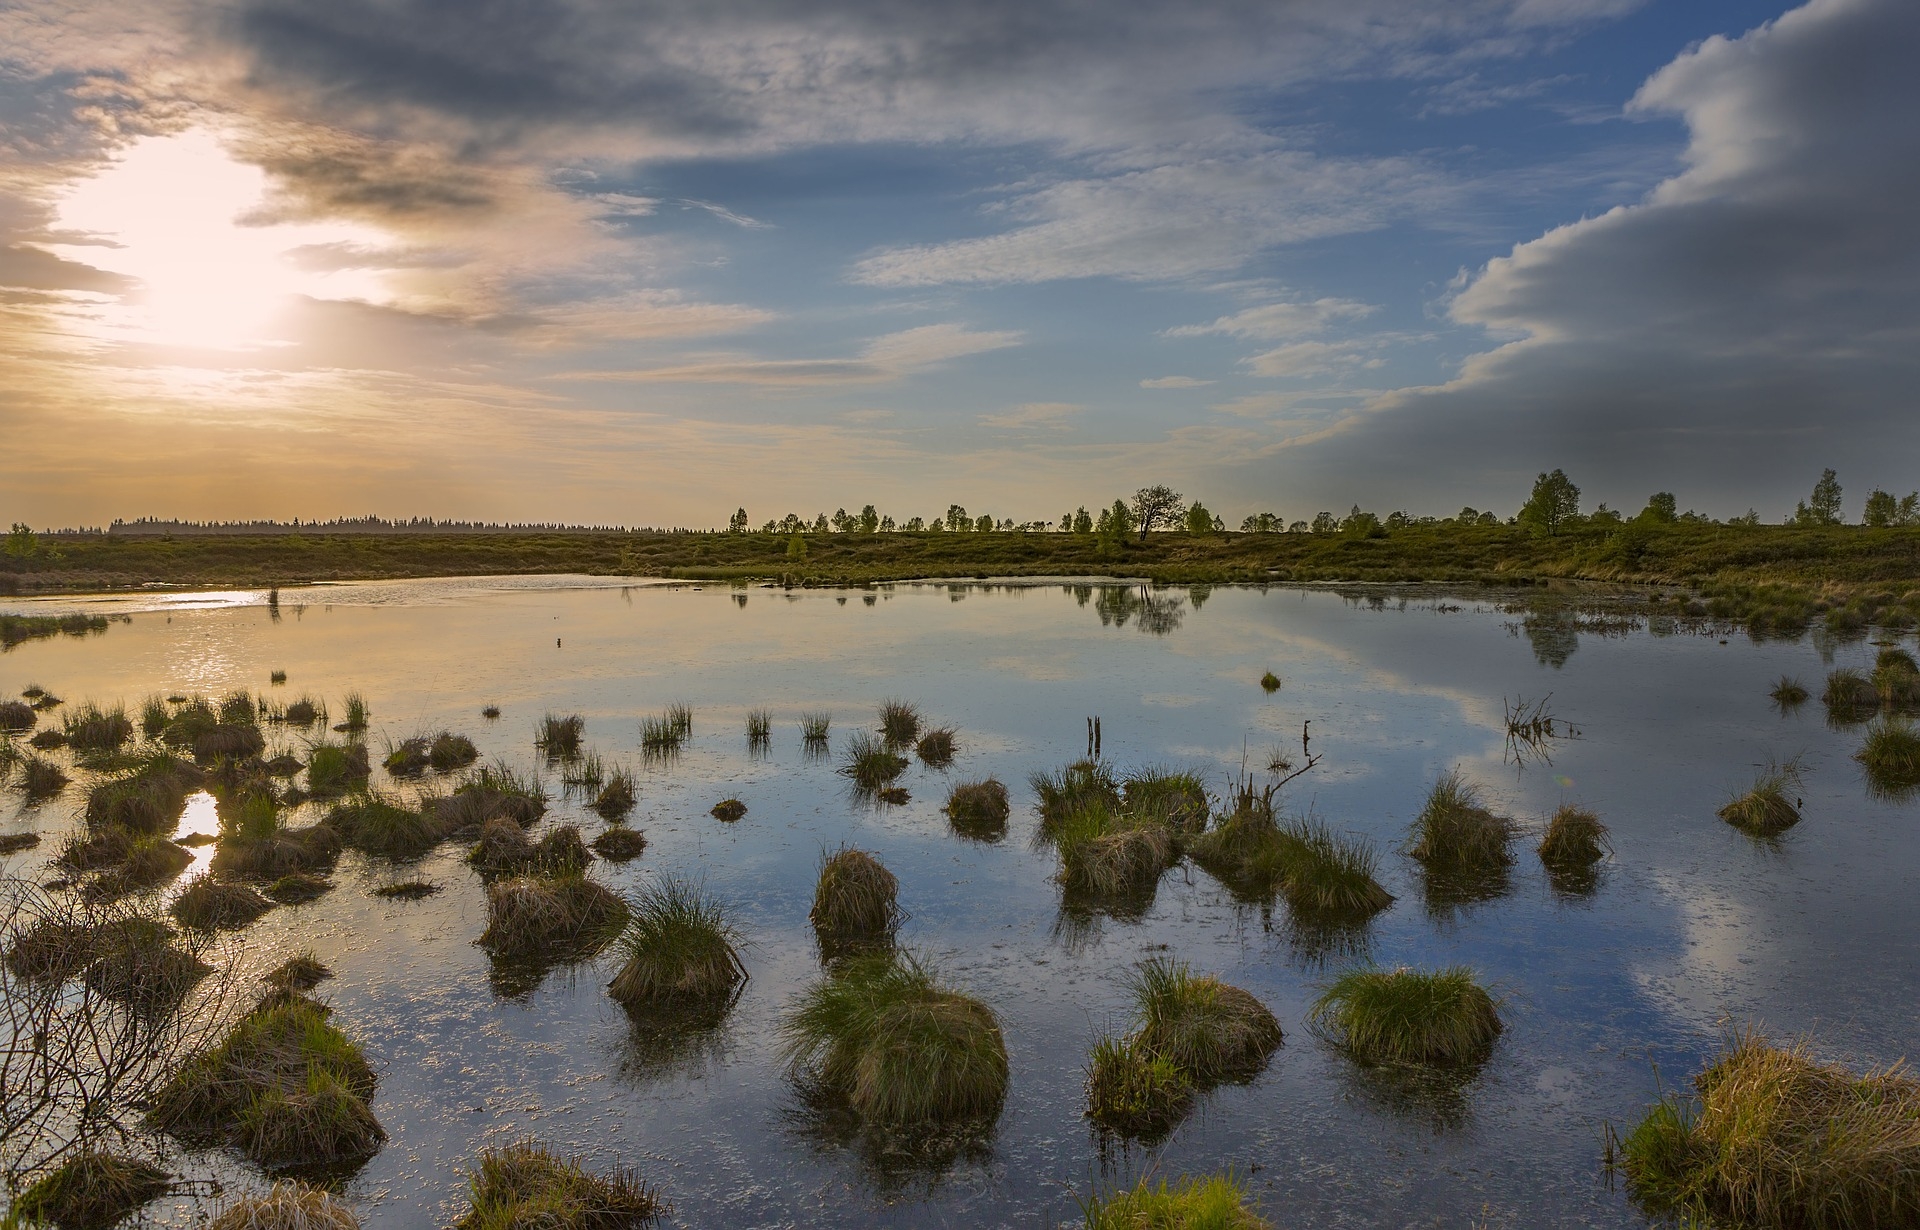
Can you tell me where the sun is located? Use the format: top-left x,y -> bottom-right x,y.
44,129 -> 394,351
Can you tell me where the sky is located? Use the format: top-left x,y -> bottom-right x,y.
1,0 -> 1915,529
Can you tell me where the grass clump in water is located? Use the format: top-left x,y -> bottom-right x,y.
372,880 -> 440,899
839,732 -> 907,790
943,779 -> 1009,841
560,749 -> 606,790
1616,1029 -> 1920,1230
608,875 -> 746,1018
1123,768 -> 1210,834
454,1141 -> 664,1230
745,709 -> 771,743
0,698 -> 35,731
1054,802 -> 1176,910
591,767 -> 637,820
1080,1174 -> 1269,1229
780,950 -> 1007,1129
304,742 -> 370,798
1537,804 -> 1611,892
326,792 -> 443,860
1260,670 -> 1282,693
428,732 -> 478,772
333,692 -> 369,733
709,798 -> 747,822
11,1151 -> 172,1230
1405,770 -> 1517,872
65,703 -> 134,752
1029,760 -> 1120,833
878,699 -> 921,747
1857,718 -> 1920,796
1276,818 -> 1395,920
207,1181 -> 360,1230
438,761 -> 547,833
149,993 -> 384,1171
809,847 -> 901,958
265,953 -> 333,993
1719,760 -> 1804,837
638,714 -> 683,753
479,872 -> 629,964
264,873 -> 332,905
280,697 -> 323,728
467,819 -> 591,879
1823,668 -> 1881,724
800,712 -> 831,744
84,755 -> 202,833
21,753 -> 70,798
1311,966 -> 1502,1066
914,727 -> 956,767
1128,957 -> 1283,1086
1084,1033 -> 1193,1141
591,825 -> 647,863
170,875 -> 275,931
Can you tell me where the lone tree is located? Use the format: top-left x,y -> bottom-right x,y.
1792,469 -> 1844,526
1184,501 -> 1215,536
1130,486 -> 1184,541
1519,469 -> 1581,536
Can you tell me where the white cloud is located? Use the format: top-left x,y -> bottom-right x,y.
979,401 -> 1081,429
565,322 -> 1021,385
1139,375 -> 1214,389
1167,297 -> 1377,341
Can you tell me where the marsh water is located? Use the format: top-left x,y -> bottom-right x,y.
3,577 -> 1916,1229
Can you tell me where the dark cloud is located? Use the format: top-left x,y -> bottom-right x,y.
1287,0 -> 1920,517
0,242 -> 131,292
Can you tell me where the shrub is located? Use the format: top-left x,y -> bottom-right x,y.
878,699 -> 922,747
170,876 -> 274,931
1084,1032 -> 1193,1140
709,798 -> 747,822
1081,1174 -> 1269,1229
1719,761 -> 1804,837
944,779 -> 1010,840
1311,966 -> 1502,1065
607,876 -> 746,1016
149,994 -> 383,1170
479,873 -> 629,964
1128,958 -> 1282,1085
809,847 -> 900,957
1618,1030 -> 1920,1230
591,826 -> 648,862
207,1181 -> 360,1230
780,951 -> 1007,1128
454,1141 -> 663,1230
11,1151 -> 171,1230
839,732 -> 907,790
914,727 -> 957,767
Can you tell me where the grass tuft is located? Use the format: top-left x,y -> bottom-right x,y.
372,880 -> 440,900
305,742 -> 370,797
1538,803 -> 1611,892
1260,670 -> 1282,693
327,792 -> 444,860
745,709 -> 772,742
0,698 -> 37,731
839,732 -> 907,790
20,753 -> 70,797
467,818 -> 591,879
170,876 -> 275,931
1128,957 -> 1283,1086
1029,760 -> 1120,833
1084,1033 -> 1193,1141
800,712 -> 831,743
1311,965 -> 1502,1066
536,714 -> 585,758
608,875 -> 747,1016
264,953 -> 333,993
708,798 -> 747,822
780,950 -> 1007,1128
914,727 -> 957,767
11,1151 -> 172,1230
264,873 -> 333,905
1123,769 -> 1211,834
943,779 -> 1010,841
1081,1174 -> 1269,1229
591,825 -> 648,862
638,713 -> 683,752
481,705 -> 501,720
1719,760 -> 1804,837
335,692 -> 369,733
810,847 -> 901,957
65,703 -> 134,752
1823,669 -> 1881,723
454,1141 -> 664,1230
1618,1029 -> 1920,1230
1405,769 -> 1517,872
1055,803 -> 1176,907
207,1181 -> 360,1230
1857,718 -> 1920,795
591,768 -> 637,820
878,699 -> 921,747
479,872 -> 629,964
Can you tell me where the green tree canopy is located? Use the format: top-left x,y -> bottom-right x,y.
1519,469 -> 1581,536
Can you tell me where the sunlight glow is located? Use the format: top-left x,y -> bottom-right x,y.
45,129 -> 395,350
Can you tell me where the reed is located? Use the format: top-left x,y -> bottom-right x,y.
454,1142 -> 663,1230
839,732 -> 907,790
607,875 -> 747,1015
1084,1032 -> 1193,1141
1081,1174 -> 1269,1229
1617,1029 -> 1920,1230
665,703 -> 693,737
1719,760 -> 1804,837
779,950 -> 1007,1128
10,1152 -> 172,1230
1311,966 -> 1502,1065
914,727 -> 957,767
943,778 -> 1010,841
809,847 -> 901,957
1128,957 -> 1283,1085
878,699 -> 922,747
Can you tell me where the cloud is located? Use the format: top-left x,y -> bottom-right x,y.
569,322 -> 1021,386
1285,0 -> 1920,514
979,401 -> 1081,429
1167,298 -> 1376,341
1140,376 -> 1214,389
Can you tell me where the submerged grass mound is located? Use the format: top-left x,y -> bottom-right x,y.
1084,1033 -> 1193,1141
839,732 -> 907,790
149,994 -> 384,1170
943,778 -> 1010,841
1405,770 -> 1517,873
1081,1174 -> 1270,1230
810,847 -> 901,957
591,768 -> 637,820
1260,670 -> 1282,693
0,832 -> 40,854
454,1141 -> 663,1230
480,872 -> 628,964
212,820 -> 341,881
914,727 -> 956,767
1719,761 -> 1804,837
709,798 -> 746,822
65,703 -> 134,752
1311,966 -> 1502,1066
780,950 -> 1007,1128
264,873 -> 333,905
1857,718 -> 1920,794
608,875 -> 746,1016
878,699 -> 921,747
170,875 -> 275,931
207,1181 -> 360,1230
86,753 -> 203,835
1619,1030 -> 1920,1230
11,1151 -> 172,1230
1030,760 -> 1120,832
372,881 -> 440,900
591,826 -> 647,862
1129,958 -> 1282,1086
430,732 -> 479,772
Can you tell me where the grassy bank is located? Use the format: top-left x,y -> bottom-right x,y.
7,524 -> 1920,623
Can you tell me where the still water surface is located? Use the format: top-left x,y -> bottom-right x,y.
2,577 -> 1914,1229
